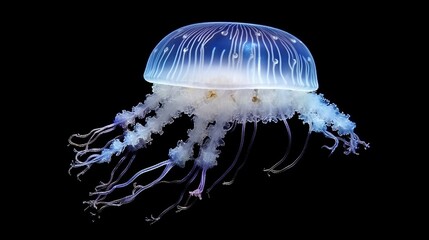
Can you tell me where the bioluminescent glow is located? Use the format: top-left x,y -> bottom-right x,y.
68,22 -> 369,223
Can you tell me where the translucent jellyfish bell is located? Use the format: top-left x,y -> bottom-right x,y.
68,22 -> 369,223
144,22 -> 318,91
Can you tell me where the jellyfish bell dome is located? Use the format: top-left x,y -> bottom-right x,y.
144,22 -> 318,91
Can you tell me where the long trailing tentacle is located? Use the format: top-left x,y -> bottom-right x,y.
264,123 -> 312,174
176,196 -> 198,212
89,160 -> 172,197
176,169 -> 204,213
222,120 -> 258,186
93,154 -> 137,203
86,161 -> 175,212
77,94 -> 191,212
72,135 -> 121,157
146,163 -> 199,224
206,122 -> 246,194
144,117 -> 212,223
263,117 -> 293,175
174,168 -> 203,213
68,93 -> 162,150
87,112 -> 211,220
95,153 -> 136,191
159,161 -> 198,185
68,123 -> 118,149
69,135 -> 121,169
68,89 -> 167,178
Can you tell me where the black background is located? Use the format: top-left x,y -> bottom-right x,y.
21,2 -> 414,238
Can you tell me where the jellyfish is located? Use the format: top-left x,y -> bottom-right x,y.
68,22 -> 369,222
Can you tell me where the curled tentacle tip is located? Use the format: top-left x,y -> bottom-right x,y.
264,168 -> 281,175
176,206 -> 186,212
76,173 -> 85,182
321,145 -> 336,157
145,215 -> 160,224
321,145 -> 333,151
262,170 -> 272,177
222,180 -> 233,186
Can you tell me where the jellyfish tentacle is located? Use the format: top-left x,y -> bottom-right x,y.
176,197 -> 197,212
69,90 -> 165,151
76,166 -> 90,181
339,132 -> 370,155
93,153 -> 136,203
296,92 -> 368,155
86,162 -> 175,212
69,93 -> 188,180
90,160 -> 171,197
166,116 -> 210,168
131,162 -> 174,194
69,137 -> 125,175
146,164 -> 199,224
144,116 -> 213,222
72,136 -> 120,165
113,88 -> 166,128
95,153 -> 135,191
119,95 -> 187,151
264,123 -> 312,174
86,113 -> 209,216
161,162 -> 198,185
322,130 -> 339,156
263,117 -> 293,175
68,123 -> 117,149
145,116 -> 215,222
70,153 -> 106,178
177,169 -> 201,212
73,135 -> 121,155
191,119 -> 229,199
223,120 -> 258,185
207,122 -> 246,193
189,168 -> 208,200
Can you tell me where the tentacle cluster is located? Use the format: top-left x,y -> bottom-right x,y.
68,84 -> 368,222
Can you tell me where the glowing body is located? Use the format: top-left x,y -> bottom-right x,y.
144,22 -> 317,90
68,22 -> 368,222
